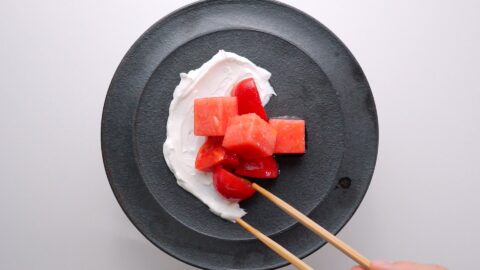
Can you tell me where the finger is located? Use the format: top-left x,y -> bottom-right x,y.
351,261 -> 394,270
370,260 -> 395,270
393,261 -> 447,270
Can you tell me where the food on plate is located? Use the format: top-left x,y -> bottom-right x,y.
232,78 -> 268,121
194,96 -> 238,136
269,119 -> 306,154
213,167 -> 256,200
163,50 -> 275,221
235,156 -> 279,179
164,50 -> 306,222
222,113 -> 277,160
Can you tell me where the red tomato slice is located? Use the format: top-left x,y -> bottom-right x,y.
221,151 -> 241,169
195,137 -> 240,171
235,156 -> 279,179
213,166 -> 256,201
232,78 -> 268,121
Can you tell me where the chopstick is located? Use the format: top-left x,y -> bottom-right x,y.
236,218 -> 313,270
252,183 -> 371,269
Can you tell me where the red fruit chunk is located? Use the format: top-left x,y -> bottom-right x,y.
221,152 -> 241,169
232,78 -> 268,121
195,137 -> 240,172
194,97 -> 238,136
213,166 -> 256,201
235,156 -> 279,179
270,118 -> 305,154
222,113 -> 277,160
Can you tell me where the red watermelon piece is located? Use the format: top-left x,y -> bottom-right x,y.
222,113 -> 277,159
269,118 -> 305,154
194,97 -> 238,136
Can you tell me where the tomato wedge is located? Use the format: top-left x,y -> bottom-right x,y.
195,137 -> 240,171
213,167 -> 256,201
221,151 -> 241,169
235,156 -> 279,179
232,78 -> 268,121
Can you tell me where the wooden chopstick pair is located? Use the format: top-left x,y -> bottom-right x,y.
236,183 -> 371,270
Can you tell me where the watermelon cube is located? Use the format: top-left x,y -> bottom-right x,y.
269,118 -> 305,154
222,113 -> 277,159
194,97 -> 238,136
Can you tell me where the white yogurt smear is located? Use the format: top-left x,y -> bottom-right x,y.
163,50 -> 276,221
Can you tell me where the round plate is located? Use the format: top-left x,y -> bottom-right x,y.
101,1 -> 378,269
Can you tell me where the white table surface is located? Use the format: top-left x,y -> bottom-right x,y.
1,0 -> 479,269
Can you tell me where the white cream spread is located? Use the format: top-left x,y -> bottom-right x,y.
163,50 -> 276,221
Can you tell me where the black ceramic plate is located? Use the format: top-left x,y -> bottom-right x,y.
102,0 -> 378,269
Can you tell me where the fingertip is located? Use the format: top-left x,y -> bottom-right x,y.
370,260 -> 394,270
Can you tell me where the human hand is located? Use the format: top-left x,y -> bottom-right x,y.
351,260 -> 447,270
